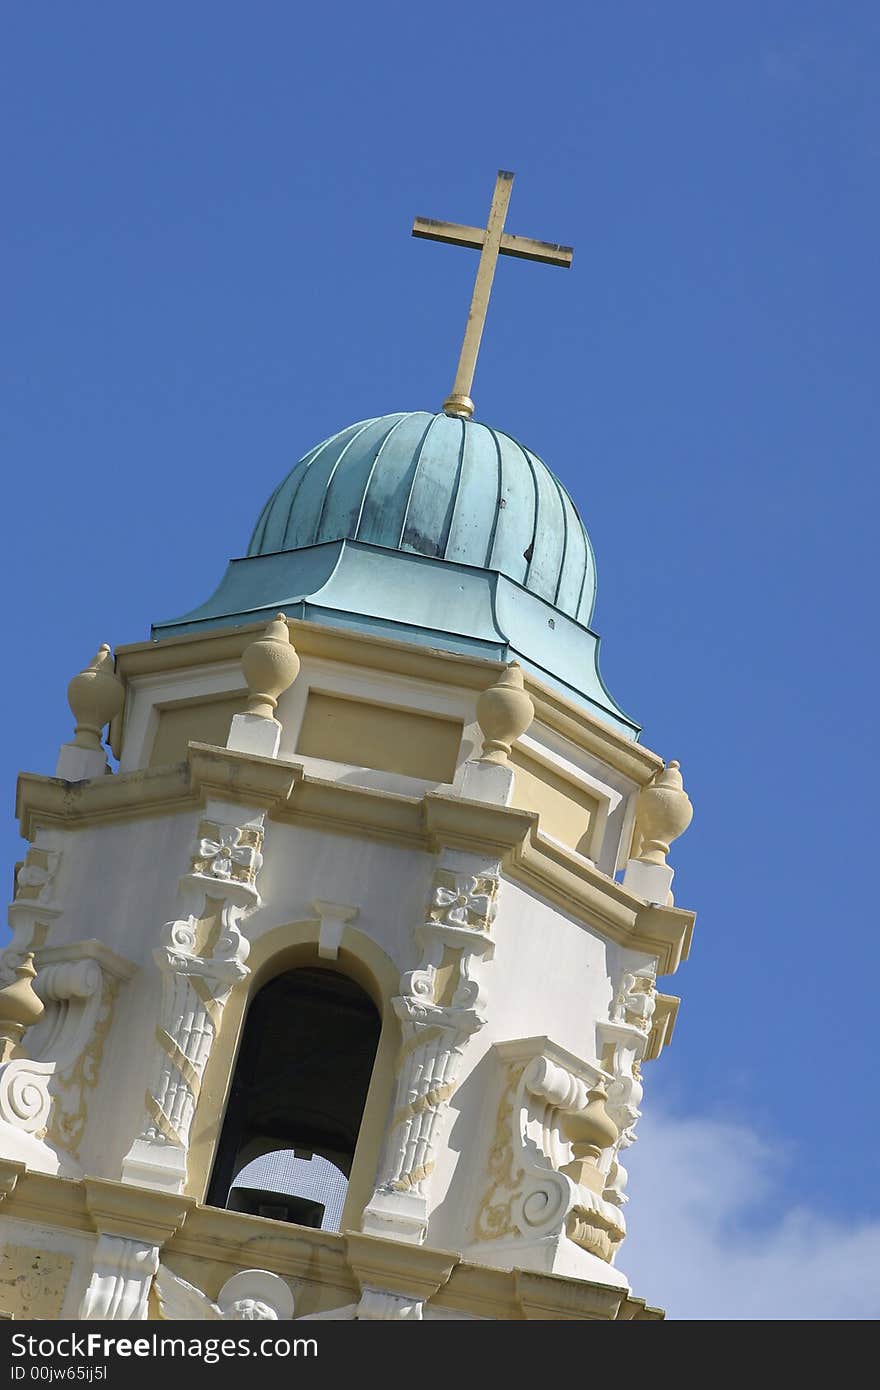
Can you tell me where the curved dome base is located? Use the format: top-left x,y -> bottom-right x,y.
153,539 -> 640,739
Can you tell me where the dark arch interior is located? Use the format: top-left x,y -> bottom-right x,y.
207,966 -> 381,1228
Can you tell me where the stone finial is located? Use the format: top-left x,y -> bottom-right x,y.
240,615 -> 300,721
476,663 -> 534,764
634,760 -> 693,867
0,955 -> 44,1063
561,1084 -> 619,1191
67,645 -> 124,753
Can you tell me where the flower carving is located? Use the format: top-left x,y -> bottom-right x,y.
430,871 -> 498,932
191,823 -> 263,885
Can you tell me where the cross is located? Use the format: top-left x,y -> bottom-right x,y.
413,170 -> 573,420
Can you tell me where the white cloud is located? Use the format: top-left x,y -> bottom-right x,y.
619,1109 -> 880,1320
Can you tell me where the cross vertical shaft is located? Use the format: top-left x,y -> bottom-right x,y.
444,171 -> 514,419
413,170 -> 573,421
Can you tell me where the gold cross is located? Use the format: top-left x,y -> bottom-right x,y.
413,170 -> 573,420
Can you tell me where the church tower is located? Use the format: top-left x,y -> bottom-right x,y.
0,173 -> 694,1322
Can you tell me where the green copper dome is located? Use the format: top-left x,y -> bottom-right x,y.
247,412 -> 596,626
155,410 -> 638,738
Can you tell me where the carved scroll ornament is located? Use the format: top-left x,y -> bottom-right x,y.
472,1040 -> 626,1272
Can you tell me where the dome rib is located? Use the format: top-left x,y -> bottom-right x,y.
484,422 -> 505,569
279,427 -> 364,551
352,413 -> 411,538
516,436 -> 542,590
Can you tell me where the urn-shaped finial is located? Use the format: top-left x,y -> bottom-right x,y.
476,663 -> 534,764
0,955 -> 44,1063
635,760 -> 693,866
67,645 -> 124,752
562,1083 -> 620,1189
241,614 -> 300,720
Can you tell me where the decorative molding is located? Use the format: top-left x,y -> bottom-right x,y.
16,746 -> 694,974
362,848 -> 500,1243
12,847 -> 61,907
0,941 -> 134,1169
78,1176 -> 194,1320
345,1231 -> 456,1321
191,819 -> 263,885
79,1235 -> 159,1321
469,1038 -> 627,1282
4,834 -> 64,985
112,616 -> 663,786
313,900 -> 358,960
121,810 -> 265,1194
0,1168 -> 653,1320
597,966 -> 660,1210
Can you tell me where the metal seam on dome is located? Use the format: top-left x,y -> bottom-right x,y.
248,483 -> 283,556
248,432 -> 334,555
278,428 -> 365,551
549,470 -> 570,607
352,413 -> 414,540
481,423 -> 504,569
396,412 -> 445,550
552,473 -> 592,621
517,438 -> 541,587
439,417 -> 468,559
579,522 -> 598,625
309,417 -> 387,546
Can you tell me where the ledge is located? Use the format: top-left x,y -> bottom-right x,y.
17,744 -> 693,976
112,615 -> 663,786
0,1171 -> 663,1320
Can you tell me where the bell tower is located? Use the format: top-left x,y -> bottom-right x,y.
0,173 -> 695,1322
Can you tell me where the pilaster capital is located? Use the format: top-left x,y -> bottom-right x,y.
345,1232 -> 457,1304
84,1177 -> 194,1246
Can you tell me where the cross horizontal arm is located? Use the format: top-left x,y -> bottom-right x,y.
412,217 -> 572,268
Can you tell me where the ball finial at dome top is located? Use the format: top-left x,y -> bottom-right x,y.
247,411 -> 597,627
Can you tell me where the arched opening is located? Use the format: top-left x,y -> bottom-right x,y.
207,966 -> 381,1231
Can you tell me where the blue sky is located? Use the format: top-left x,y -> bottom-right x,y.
3,4 -> 878,1316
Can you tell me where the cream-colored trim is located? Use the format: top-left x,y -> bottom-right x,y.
188,921 -> 400,1235
18,745 -> 693,975
1,1171 -> 93,1234
148,693 -> 246,769
0,1169 -> 663,1319
296,688 -> 463,783
646,992 -> 679,1061
111,616 -> 663,786
510,744 -> 608,861
84,1178 -> 193,1244
117,662 -> 245,773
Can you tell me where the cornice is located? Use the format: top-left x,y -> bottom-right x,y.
83,1178 -> 194,1245
345,1231 -> 457,1301
166,1202 -> 357,1289
112,615 -> 663,787
1,1171 -> 92,1233
647,992 -> 680,1061
0,1171 -> 664,1319
17,744 -> 693,975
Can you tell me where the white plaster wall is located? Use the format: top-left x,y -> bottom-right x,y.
250,819 -> 435,978
34,810 -> 438,1181
425,876 -> 616,1251
13,797 -> 659,1243
45,811 -> 194,965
